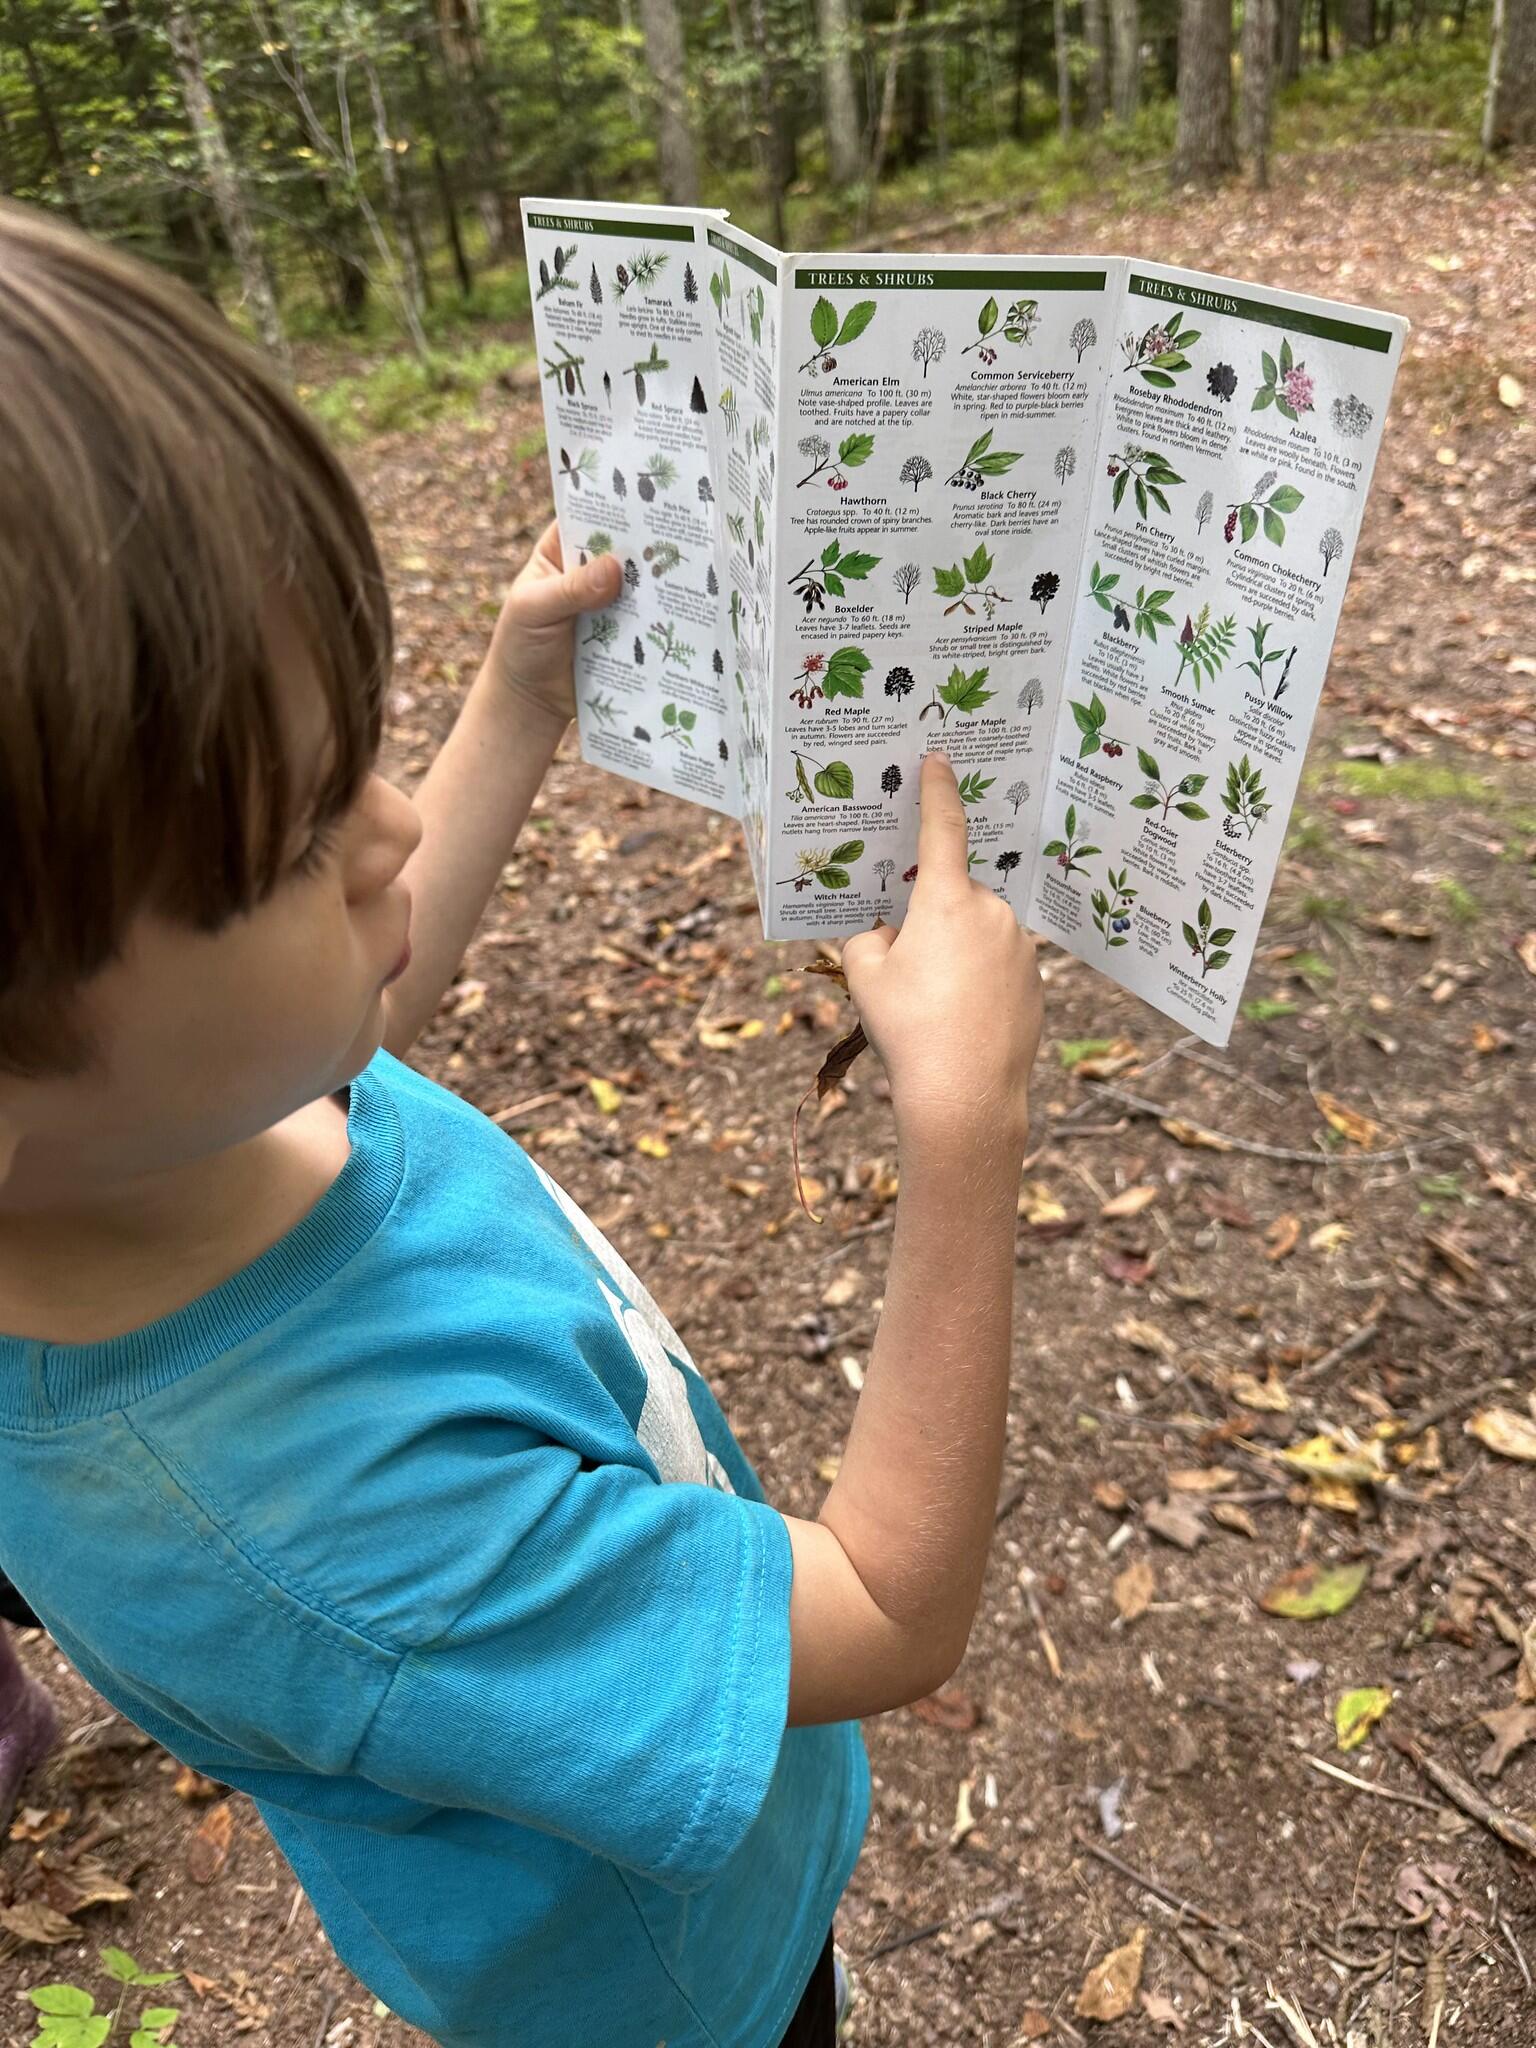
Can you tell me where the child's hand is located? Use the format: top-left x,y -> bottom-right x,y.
483,521 -> 623,726
842,754 -> 1041,1151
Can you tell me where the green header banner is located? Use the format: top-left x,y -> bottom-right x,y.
1128,273 -> 1393,354
793,267 -> 1107,293
706,228 -> 778,283
525,212 -> 696,243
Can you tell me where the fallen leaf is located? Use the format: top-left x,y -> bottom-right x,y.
1266,1214 -> 1301,1261
172,1765 -> 222,1803
1471,1022 -> 1513,1055
1425,1231 -> 1482,1285
1141,1988 -> 1187,2032
724,1175 -> 763,1197
1144,1497 -> 1205,1551
635,1133 -> 671,1159
1102,1183 -> 1159,1219
1057,1036 -> 1114,1067
1018,2010 -> 1052,2041
1230,1369 -> 1292,1413
1335,1685 -> 1393,1750
910,1687 -> 981,1732
45,1853 -> 135,1913
1114,1556 -> 1155,1623
815,1453 -> 841,1483
187,1799 -> 235,1884
1466,1408 -> 1536,1462
1019,1181 -> 1068,1226
1499,373 -> 1525,409
1101,1245 -> 1154,1286
1114,1316 -> 1177,1358
1160,1117 -> 1232,1152
1309,1221 -> 1353,1255
1094,1479 -> 1131,1512
1167,1467 -> 1237,1493
821,1268 -> 862,1309
1364,909 -> 1434,940
7,1807 -> 71,1842
1072,1038 -> 1143,1080
0,1901 -> 78,1944
1477,1703 -> 1536,1778
1516,932 -> 1536,977
1260,1559 -> 1369,1620
1278,1435 -> 1389,1487
949,1774 -> 977,1849
1211,1501 -> 1258,1538
1076,1926 -> 1148,2021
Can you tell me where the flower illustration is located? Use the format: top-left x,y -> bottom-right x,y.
1281,364 -> 1315,414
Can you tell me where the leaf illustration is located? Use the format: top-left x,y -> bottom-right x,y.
963,541 -> 993,584
1137,747 -> 1159,779
839,432 -> 875,467
813,761 -> 855,800
823,572 -> 845,595
1130,793 -> 1159,810
1269,483 -> 1305,513
1206,949 -> 1232,971
821,539 -> 842,567
940,666 -> 994,713
834,300 -> 877,346
962,428 -> 994,467
828,839 -> 864,865
1262,351 -> 1278,386
978,295 -> 998,335
1175,801 -> 1210,820
974,449 -> 1022,476
1263,506 -> 1285,546
1240,503 -> 1259,543
934,565 -> 966,596
957,772 -> 996,804
837,550 -> 880,580
818,866 -> 851,888
823,647 -> 871,700
811,297 -> 838,349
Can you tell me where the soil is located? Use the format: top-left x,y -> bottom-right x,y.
4,135 -> 1534,2048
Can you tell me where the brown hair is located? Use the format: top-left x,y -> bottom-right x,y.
0,200 -> 392,1077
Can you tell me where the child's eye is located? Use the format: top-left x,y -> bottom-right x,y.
290,819 -> 340,880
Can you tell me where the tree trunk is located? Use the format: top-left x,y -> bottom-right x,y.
1410,0 -> 1428,35
363,56 -> 426,322
1318,0 -> 1331,59
817,0 -> 864,185
165,3 -> 289,372
747,0 -> 789,242
1084,0 -> 1110,120
859,0 -> 915,229
616,0 -> 651,137
636,0 -> 700,203
1484,0 -> 1536,144
1011,0 -> 1032,133
1053,0 -> 1074,134
928,16 -> 951,163
1240,0 -> 1275,182
434,0 -> 515,258
1110,0 -> 1142,117
1277,0 -> 1304,80
409,34 -> 473,298
1174,0 -> 1236,179
7,0 -> 84,221
1340,0 -> 1373,46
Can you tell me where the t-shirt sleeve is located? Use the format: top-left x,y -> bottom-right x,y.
351,1447 -> 794,1894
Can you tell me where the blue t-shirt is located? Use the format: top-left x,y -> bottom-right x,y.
0,1053 -> 869,2048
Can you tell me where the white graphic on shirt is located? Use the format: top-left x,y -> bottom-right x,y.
530,1162 -> 735,1494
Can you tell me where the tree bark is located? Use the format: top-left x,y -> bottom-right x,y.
928,11 -> 951,163
1318,0 -> 1331,60
1277,0 -> 1304,79
1175,0 -> 1237,179
7,0 -> 84,221
1484,0 -> 1536,145
409,32 -> 472,298
637,0 -> 700,204
1110,0 -> 1142,117
1240,0 -> 1275,182
1340,0 -> 1374,46
817,0 -> 864,185
1053,0 -> 1074,134
859,0 -> 915,230
1084,0 -> 1110,120
363,56 -> 426,323
165,2 -> 289,372
746,0 -> 789,243
434,0 -> 515,257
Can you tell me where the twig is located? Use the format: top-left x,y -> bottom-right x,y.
995,1475 -> 1030,1524
1389,1731 -> 1536,1860
313,1992 -> 340,2047
1071,1826 -> 1245,1941
1302,1754 -> 1446,1814
814,1217 -> 895,1265
1499,1913 -> 1532,1993
1084,1080 -> 1461,1168
1288,1319 -> 1381,1389
859,1886 -> 1026,1962
1396,1373 -> 1516,1441
1172,1042 -> 1286,1104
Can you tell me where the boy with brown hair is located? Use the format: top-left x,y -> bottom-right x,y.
0,201 -> 1041,2047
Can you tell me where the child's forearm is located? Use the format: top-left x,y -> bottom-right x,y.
382,668 -> 567,1056
816,1112 -> 1024,1678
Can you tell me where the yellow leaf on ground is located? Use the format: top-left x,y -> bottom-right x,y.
1114,1556 -> 1155,1624
587,1076 -> 623,1114
1515,932 -> 1536,977
1335,1685 -> 1392,1750
949,1775 -> 977,1849
635,1134 -> 671,1159
815,1454 -> 841,1483
1498,373 -> 1525,410
1160,1117 -> 1232,1152
1018,1181 -> 1067,1226
1316,1092 -> 1382,1147
1309,1222 -> 1353,1255
1102,1184 -> 1160,1219
1278,1435 -> 1388,1487
1466,1407 -> 1536,1462
1260,1559 -> 1369,1619
1076,1926 -> 1148,2021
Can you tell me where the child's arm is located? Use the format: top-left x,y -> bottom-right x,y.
783,754 -> 1042,1724
382,524 -> 621,1056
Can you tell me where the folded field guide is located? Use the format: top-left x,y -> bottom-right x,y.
522,196 -> 1406,1045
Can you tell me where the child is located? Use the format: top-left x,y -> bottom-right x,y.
0,202 -> 1041,2048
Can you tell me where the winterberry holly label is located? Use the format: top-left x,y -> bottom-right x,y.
526,205 -> 1406,1042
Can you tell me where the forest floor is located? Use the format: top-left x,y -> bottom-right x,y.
4,135 -> 1534,2048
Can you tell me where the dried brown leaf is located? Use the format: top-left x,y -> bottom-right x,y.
1076,1925 -> 1148,2020
1160,1117 -> 1232,1152
1265,1214 -> 1301,1261
1114,1555 -> 1155,1624
1144,1497 -> 1205,1551
909,1687 -> 982,1732
0,1900 -> 77,1945
187,1798 -> 235,1884
1101,1184 -> 1159,1219
1477,1703 -> 1536,1779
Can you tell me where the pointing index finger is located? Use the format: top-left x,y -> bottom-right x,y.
912,752 -> 971,896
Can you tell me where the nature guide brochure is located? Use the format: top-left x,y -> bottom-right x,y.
521,196 -> 1407,1048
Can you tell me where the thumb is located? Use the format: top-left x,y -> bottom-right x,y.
513,551 -> 623,628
